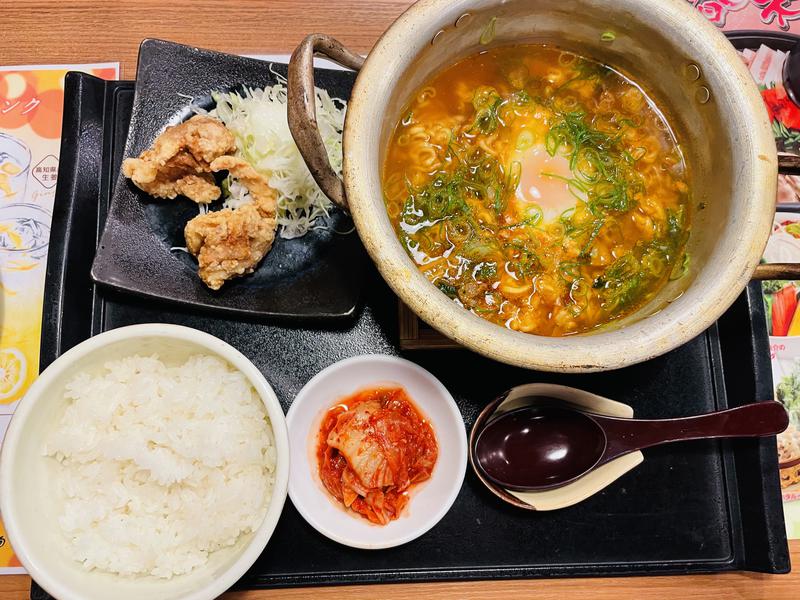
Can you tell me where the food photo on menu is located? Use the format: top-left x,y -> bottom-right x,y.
3,1 -> 800,599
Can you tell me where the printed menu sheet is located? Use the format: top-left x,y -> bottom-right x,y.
0,63 -> 119,574
705,1 -> 800,540
695,7 -> 800,519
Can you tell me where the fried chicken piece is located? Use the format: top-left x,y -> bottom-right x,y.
184,156 -> 278,290
121,115 -> 236,204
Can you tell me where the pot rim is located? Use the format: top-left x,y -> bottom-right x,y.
343,0 -> 777,372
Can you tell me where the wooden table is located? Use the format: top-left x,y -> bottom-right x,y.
2,0 -> 798,597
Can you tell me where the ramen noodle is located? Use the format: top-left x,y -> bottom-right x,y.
382,45 -> 690,336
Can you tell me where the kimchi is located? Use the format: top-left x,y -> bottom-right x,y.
317,386 -> 438,525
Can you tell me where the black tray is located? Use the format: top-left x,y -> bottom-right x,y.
38,71 -> 790,594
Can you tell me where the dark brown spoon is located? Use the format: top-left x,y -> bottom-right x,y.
474,400 -> 789,492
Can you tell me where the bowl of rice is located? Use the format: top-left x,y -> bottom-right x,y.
0,324 -> 289,600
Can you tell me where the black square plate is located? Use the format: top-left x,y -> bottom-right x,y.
91,39 -> 363,319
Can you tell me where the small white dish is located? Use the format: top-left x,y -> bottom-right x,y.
0,324 -> 289,600
286,354 -> 467,549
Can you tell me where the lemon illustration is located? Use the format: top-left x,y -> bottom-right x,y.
0,519 -> 21,568
0,348 -> 26,401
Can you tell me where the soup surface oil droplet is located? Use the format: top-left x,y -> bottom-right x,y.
455,12 -> 471,28
695,86 -> 711,104
684,63 -> 701,82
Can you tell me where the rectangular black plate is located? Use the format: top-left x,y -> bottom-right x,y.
39,71 -> 790,594
90,39 -> 364,320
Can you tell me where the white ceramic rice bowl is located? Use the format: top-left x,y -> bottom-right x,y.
0,324 -> 289,600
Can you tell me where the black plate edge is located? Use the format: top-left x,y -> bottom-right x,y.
775,205 -> 800,214
725,29 -> 800,50
87,272 -> 360,322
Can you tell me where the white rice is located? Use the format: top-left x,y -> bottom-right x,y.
43,354 -> 276,579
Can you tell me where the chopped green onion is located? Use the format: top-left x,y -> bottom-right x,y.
516,129 -> 535,151
480,16 -> 497,45
669,253 -> 690,280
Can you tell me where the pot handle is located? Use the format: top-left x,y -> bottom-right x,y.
752,153 -> 800,280
287,34 -> 365,211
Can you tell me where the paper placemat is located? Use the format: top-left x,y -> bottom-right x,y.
0,62 -> 119,573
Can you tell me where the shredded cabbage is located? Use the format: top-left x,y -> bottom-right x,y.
210,76 -> 347,239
